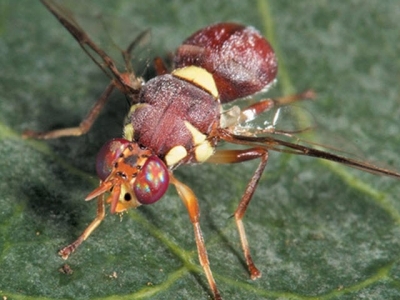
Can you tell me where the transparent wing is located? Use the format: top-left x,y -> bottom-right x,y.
221,127 -> 400,179
221,98 -> 400,179
233,104 -> 316,137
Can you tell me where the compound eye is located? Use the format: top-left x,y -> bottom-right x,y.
96,138 -> 130,180
134,156 -> 169,205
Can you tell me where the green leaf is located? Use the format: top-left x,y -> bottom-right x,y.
1,0 -> 400,299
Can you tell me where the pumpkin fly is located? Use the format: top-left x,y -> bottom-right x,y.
23,1 -> 400,299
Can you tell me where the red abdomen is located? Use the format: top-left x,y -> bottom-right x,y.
174,23 -> 277,103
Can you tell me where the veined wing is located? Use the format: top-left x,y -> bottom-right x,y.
221,129 -> 400,179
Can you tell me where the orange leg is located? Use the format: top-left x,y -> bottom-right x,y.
240,89 -> 316,123
170,175 -> 222,300
59,193 -> 106,260
23,82 -> 116,139
207,148 -> 269,279
153,57 -> 169,75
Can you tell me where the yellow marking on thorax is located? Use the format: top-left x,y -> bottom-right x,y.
123,103 -> 148,141
172,66 -> 219,98
184,121 -> 206,144
123,123 -> 134,141
194,142 -> 214,163
184,121 -> 214,163
165,145 -> 188,166
123,103 -> 152,141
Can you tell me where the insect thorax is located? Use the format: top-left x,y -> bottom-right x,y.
124,68 -> 221,167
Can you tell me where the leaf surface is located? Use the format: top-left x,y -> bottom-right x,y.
1,1 -> 400,299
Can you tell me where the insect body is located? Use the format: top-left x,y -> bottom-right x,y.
24,1 -> 400,299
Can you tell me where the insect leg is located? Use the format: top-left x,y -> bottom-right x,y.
240,89 -> 315,123
170,175 -> 222,300
58,193 -> 106,260
207,148 -> 268,279
40,0 -> 128,89
23,82 -> 115,139
153,57 -> 169,75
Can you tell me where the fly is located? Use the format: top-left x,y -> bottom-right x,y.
23,1 -> 400,299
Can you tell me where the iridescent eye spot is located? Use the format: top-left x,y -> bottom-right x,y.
134,156 -> 169,205
96,138 -> 130,181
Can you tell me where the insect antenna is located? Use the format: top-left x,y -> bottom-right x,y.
40,0 -> 141,96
